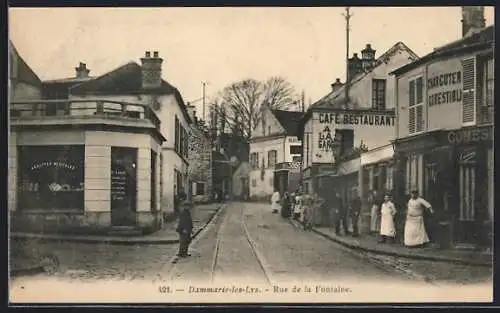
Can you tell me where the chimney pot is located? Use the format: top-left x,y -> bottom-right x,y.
153,51 -> 159,58
145,51 -> 151,58
336,78 -> 341,83
353,53 -> 358,58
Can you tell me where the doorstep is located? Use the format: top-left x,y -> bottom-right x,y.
289,219 -> 491,267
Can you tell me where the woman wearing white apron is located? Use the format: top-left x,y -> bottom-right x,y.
404,190 -> 434,247
379,194 -> 397,243
271,189 -> 281,214
293,192 -> 302,220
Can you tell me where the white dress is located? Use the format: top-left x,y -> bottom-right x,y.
294,195 -> 302,214
404,197 -> 432,246
271,192 -> 281,212
380,201 -> 396,237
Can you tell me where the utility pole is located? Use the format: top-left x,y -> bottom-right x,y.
301,90 -> 305,112
202,81 -> 207,122
342,7 -> 353,109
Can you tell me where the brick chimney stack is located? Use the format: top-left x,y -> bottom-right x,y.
462,6 -> 486,37
347,53 -> 363,82
331,78 -> 344,92
186,103 -> 197,124
140,50 -> 163,90
75,62 -> 90,79
361,44 -> 376,71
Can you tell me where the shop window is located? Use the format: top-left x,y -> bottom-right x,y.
195,182 -> 205,196
18,145 -> 85,211
267,150 -> 277,167
461,58 -> 476,125
459,165 -> 476,221
372,79 -> 386,110
405,155 -> 420,194
289,145 -> 302,155
372,166 -> 379,192
159,153 -> 163,203
408,76 -> 424,134
386,165 -> 394,191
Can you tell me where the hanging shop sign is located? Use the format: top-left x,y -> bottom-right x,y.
317,112 -> 395,127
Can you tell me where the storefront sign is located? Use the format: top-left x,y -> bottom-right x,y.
427,60 -> 463,107
318,112 -> 395,127
30,161 -> 77,171
447,127 -> 493,145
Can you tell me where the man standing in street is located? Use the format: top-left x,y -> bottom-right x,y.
334,192 -> 349,236
349,195 -> 362,237
176,201 -> 193,257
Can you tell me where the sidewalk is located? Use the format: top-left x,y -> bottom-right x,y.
289,219 -> 492,267
10,203 -> 224,245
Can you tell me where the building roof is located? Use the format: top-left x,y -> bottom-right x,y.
9,41 -> 42,87
41,77 -> 94,99
68,61 -> 192,123
270,109 -> 304,136
391,25 -> 494,76
311,42 -> 419,110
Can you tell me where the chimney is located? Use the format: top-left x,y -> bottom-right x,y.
361,44 -> 376,71
140,50 -> 163,90
186,103 -> 197,124
462,6 -> 486,37
75,62 -> 90,79
348,53 -> 363,82
331,78 -> 344,92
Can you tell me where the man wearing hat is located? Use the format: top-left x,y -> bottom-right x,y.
176,200 -> 193,257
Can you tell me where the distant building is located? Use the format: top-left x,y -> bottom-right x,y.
297,41 -> 419,227
249,108 -> 303,200
232,161 -> 250,200
391,10 -> 493,249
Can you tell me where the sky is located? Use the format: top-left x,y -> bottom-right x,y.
9,7 -> 495,119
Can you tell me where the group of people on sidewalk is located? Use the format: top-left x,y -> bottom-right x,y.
271,187 -> 435,249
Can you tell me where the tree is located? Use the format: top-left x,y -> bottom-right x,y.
209,76 -> 300,140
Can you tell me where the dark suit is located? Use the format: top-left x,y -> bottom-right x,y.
176,207 -> 193,256
350,198 -> 362,236
333,196 -> 349,235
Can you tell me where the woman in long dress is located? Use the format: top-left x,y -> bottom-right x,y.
293,192 -> 302,220
271,189 -> 281,214
379,194 -> 397,243
370,190 -> 381,235
404,190 -> 434,247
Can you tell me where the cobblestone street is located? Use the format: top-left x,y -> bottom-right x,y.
10,202 -> 493,302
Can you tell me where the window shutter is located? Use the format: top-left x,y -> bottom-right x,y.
462,58 -> 476,124
416,105 -> 424,132
416,77 -> 423,104
409,107 -> 416,134
409,80 -> 415,107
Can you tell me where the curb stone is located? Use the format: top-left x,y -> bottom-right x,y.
10,204 -> 225,246
287,217 -> 490,267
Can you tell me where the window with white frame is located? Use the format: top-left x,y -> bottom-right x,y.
372,79 -> 387,110
461,58 -> 476,125
250,152 -> 259,169
408,76 -> 424,134
251,179 -> 257,187
267,150 -> 277,167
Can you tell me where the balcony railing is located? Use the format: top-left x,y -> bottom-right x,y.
9,99 -> 161,130
478,105 -> 494,125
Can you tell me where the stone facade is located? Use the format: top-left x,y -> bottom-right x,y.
187,123 -> 213,203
